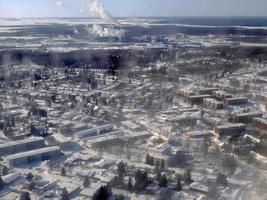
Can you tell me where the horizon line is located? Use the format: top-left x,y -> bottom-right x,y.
1,16 -> 267,19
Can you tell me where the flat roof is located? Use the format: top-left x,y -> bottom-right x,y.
0,137 -> 44,149
75,128 -> 97,135
253,118 -> 267,123
234,112 -> 262,117
6,146 -> 60,160
225,97 -> 248,100
189,95 -> 212,98
216,123 -> 245,129
199,88 -> 219,91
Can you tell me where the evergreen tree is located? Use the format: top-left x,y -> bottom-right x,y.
20,191 -> 31,200
216,173 -> 228,187
61,167 -> 66,177
0,175 -> 5,190
134,170 -> 148,191
127,177 -> 133,191
2,166 -> 8,176
61,187 -> 69,200
155,160 -> 160,168
26,172 -> 34,182
150,156 -> 155,166
160,159 -> 165,171
92,185 -> 112,200
145,154 -> 151,165
184,169 -> 193,185
156,171 -> 161,182
117,161 -> 126,178
83,175 -> 90,188
159,174 -> 168,187
177,178 -> 182,191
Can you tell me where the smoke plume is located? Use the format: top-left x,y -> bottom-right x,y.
90,24 -> 125,38
56,0 -> 124,38
85,0 -> 119,25
56,0 -> 64,7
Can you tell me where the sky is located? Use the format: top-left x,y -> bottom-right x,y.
0,0 -> 267,18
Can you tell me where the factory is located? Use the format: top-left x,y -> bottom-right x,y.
214,123 -> 246,136
6,146 -> 61,166
0,137 -> 45,156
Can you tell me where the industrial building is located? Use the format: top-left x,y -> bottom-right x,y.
214,123 -> 246,136
0,137 -> 45,156
6,146 -> 61,166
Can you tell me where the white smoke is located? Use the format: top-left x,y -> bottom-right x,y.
90,24 -> 125,38
56,0 -> 64,7
85,0 -> 119,25
56,0 -> 124,38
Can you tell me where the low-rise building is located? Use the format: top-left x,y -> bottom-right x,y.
214,123 -> 246,136
252,118 -> 267,131
185,130 -> 213,139
126,131 -> 151,143
198,88 -> 219,95
203,98 -> 224,109
188,95 -> 212,104
232,112 -> 262,124
121,121 -> 141,131
51,134 -> 73,149
74,128 -> 98,140
213,90 -> 232,101
224,97 -> 248,105
179,89 -> 195,97
6,146 -> 61,166
250,151 -> 267,167
97,124 -> 113,134
0,137 -> 45,156
87,134 -> 123,148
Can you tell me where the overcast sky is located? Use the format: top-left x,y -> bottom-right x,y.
0,0 -> 267,18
